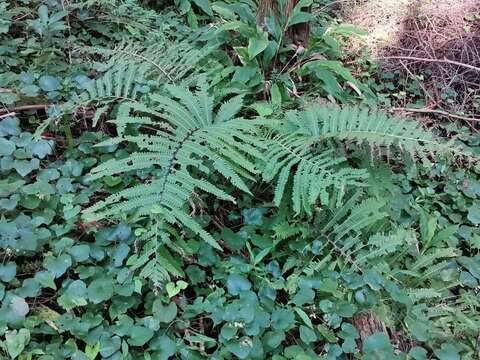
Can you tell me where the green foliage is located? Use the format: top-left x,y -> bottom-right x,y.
84,84 -> 260,236
206,0 -> 373,104
1,0 -> 479,359
265,105 -> 463,213
80,84 -> 263,283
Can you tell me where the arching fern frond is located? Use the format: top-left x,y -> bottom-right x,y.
95,33 -> 215,84
81,61 -> 150,105
83,85 -> 263,251
82,31 -> 215,95
265,105 -> 467,213
322,196 -> 388,243
285,105 -> 464,157
65,33 -> 217,129
263,133 -> 367,214
314,194 -> 388,272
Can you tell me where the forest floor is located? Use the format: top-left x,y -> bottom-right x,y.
1,1 -> 480,359
345,0 -> 480,124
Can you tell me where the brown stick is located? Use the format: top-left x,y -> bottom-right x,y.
0,112 -> 16,119
377,56 -> 480,72
0,104 -> 48,113
391,107 -> 480,122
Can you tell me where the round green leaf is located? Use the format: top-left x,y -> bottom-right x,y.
87,277 -> 114,304
0,262 -> 16,282
467,206 -> 480,225
20,84 -> 40,97
292,287 -> 315,306
0,138 -> 15,156
10,295 -> 29,318
0,117 -> 20,137
271,308 -> 295,330
363,333 -> 394,360
44,254 -> 72,278
58,280 -> 88,310
221,324 -> 238,340
153,301 -> 177,323
435,343 -> 460,360
150,335 -> 176,359
226,337 -> 253,359
409,346 -> 428,360
299,325 -> 317,343
227,273 -> 251,295
5,329 -> 30,359
26,139 -> 54,159
69,245 -> 90,262
128,326 -> 154,346
39,75 -> 60,92
263,331 -> 285,348
99,334 -> 121,357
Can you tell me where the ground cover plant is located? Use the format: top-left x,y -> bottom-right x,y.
0,0 -> 479,359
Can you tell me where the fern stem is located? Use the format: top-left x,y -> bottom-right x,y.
158,128 -> 198,204
112,48 -> 175,83
62,118 -> 74,150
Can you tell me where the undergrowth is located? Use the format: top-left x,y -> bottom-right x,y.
0,1 -> 479,359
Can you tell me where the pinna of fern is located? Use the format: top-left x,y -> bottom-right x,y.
83,84 -> 264,250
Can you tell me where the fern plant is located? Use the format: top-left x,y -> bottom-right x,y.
79,33 -> 216,118
84,90 -> 466,283
35,34 -> 215,137
82,84 -> 263,283
89,33 -> 214,84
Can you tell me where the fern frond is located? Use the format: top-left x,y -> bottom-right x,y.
408,288 -> 442,302
287,105 -> 466,157
265,105 -> 468,213
410,248 -> 459,271
310,195 -> 387,273
82,61 -> 149,105
215,95 -> 245,123
67,33 -> 216,129
85,32 -> 214,87
303,254 -> 332,276
84,87 -> 262,258
330,198 -> 387,241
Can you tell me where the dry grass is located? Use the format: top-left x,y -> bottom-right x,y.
342,0 -> 414,55
344,0 -> 480,125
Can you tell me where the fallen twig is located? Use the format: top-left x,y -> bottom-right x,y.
0,112 -> 16,119
391,107 -> 480,122
0,104 -> 48,113
377,56 -> 480,72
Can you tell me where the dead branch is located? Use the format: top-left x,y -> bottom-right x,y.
378,56 -> 480,72
391,107 -> 480,122
0,112 -> 16,119
0,104 -> 49,113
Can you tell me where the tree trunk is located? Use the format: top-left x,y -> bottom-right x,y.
256,0 -> 310,46
352,310 -> 389,352
352,310 -> 413,353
